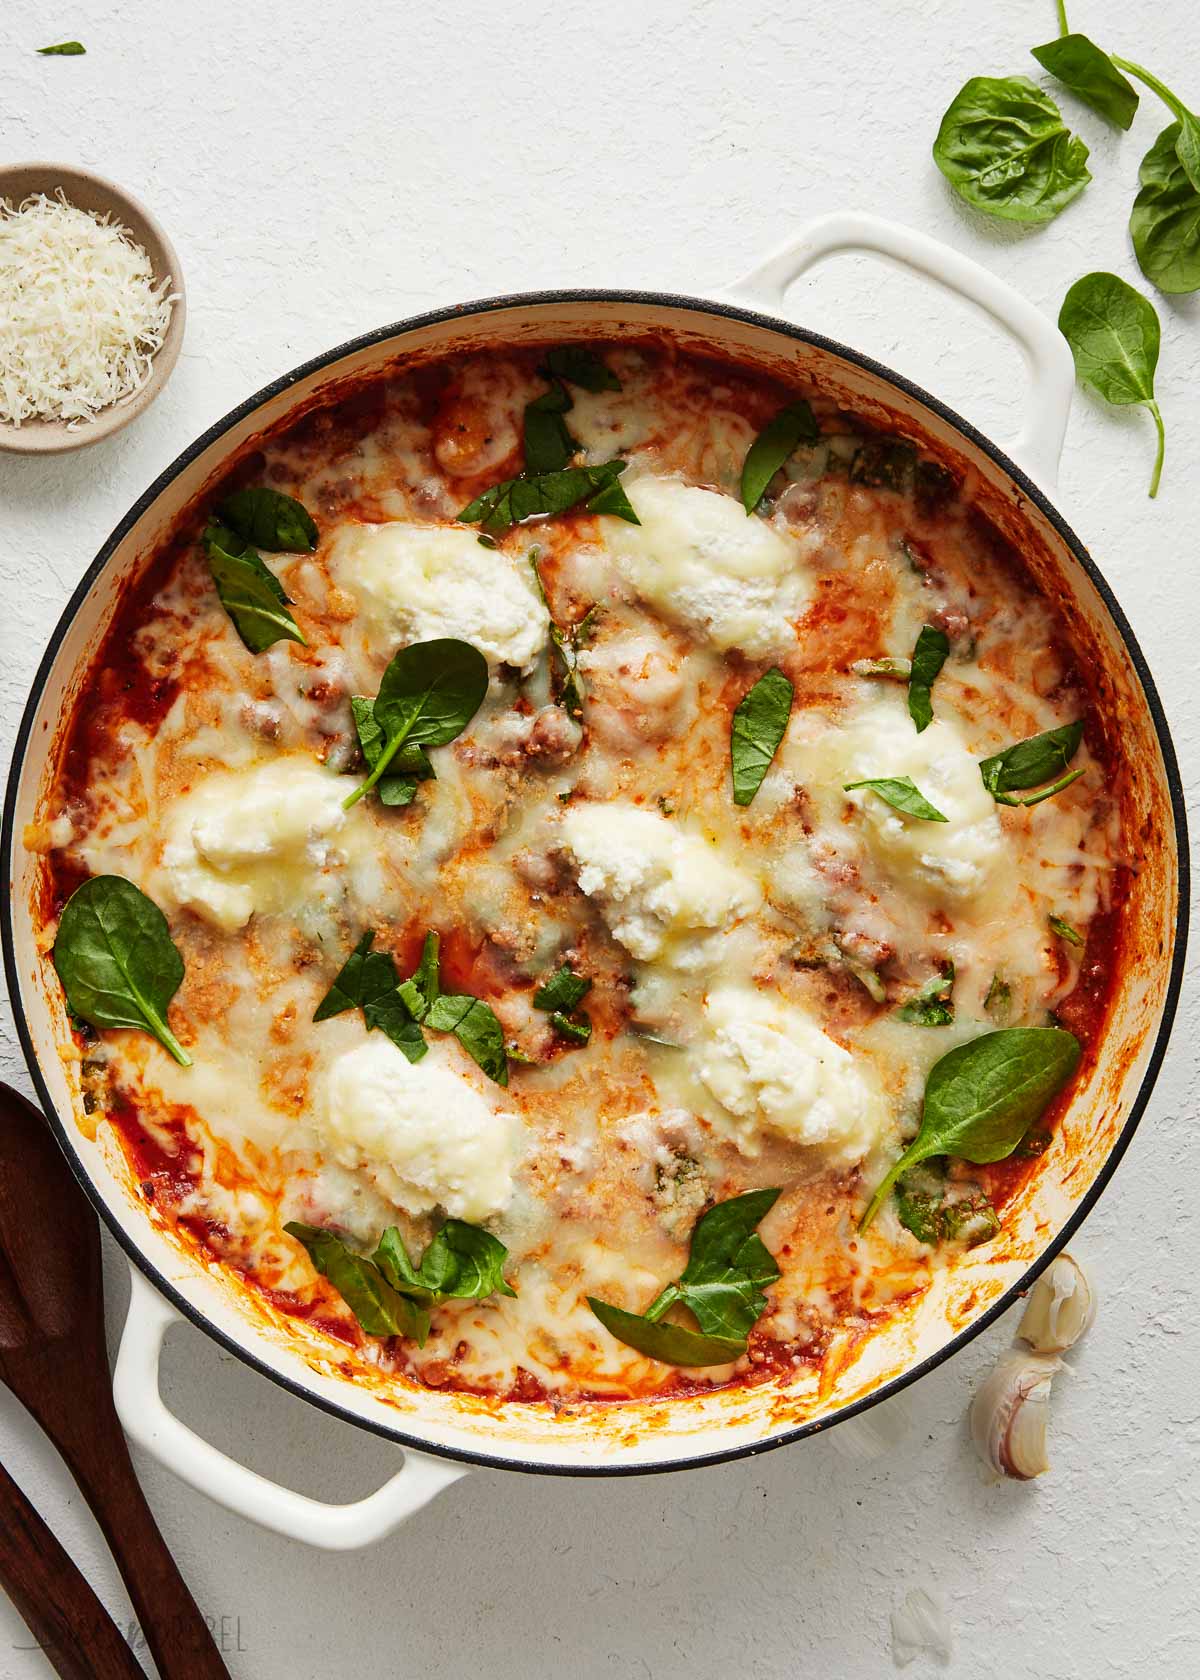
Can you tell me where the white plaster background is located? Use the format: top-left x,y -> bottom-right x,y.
2,1 -> 1197,1674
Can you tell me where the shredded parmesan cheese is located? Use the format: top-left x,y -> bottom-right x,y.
0,192 -> 175,427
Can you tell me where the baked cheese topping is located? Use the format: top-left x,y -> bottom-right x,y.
31,341 -> 1126,1406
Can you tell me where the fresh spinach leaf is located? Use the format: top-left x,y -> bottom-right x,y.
203,522 -> 305,654
374,1219 -> 515,1304
219,487 -> 318,553
843,776 -> 948,822
458,461 -> 639,537
932,75 -> 1090,223
549,1011 -> 591,1044
730,667 -> 794,807
1059,273 -> 1165,496
1031,36 -> 1138,130
540,346 -> 621,392
426,993 -> 509,1085
38,40 -> 85,54
858,1027 -> 1080,1231
979,720 -> 1084,806
589,1189 -> 780,1366
533,965 -> 592,1012
343,638 -> 488,809
1129,123 -> 1200,295
362,989 -> 428,1063
350,695 -> 434,807
740,401 -> 821,513
896,964 -> 955,1026
849,439 -> 917,492
1049,914 -> 1084,947
907,626 -> 950,734
284,1223 -> 429,1342
523,381 -> 577,475
53,875 -> 191,1067
313,929 -> 398,1020
1111,57 -> 1200,190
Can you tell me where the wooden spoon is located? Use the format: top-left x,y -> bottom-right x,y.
0,1456 -> 147,1680
0,1082 -> 231,1679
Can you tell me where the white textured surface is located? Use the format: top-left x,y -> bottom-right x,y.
2,1 -> 1197,1674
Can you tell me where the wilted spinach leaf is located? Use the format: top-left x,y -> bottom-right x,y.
53,876 -> 191,1066
426,993 -> 509,1085
932,75 -> 1090,223
540,346 -> 621,392
219,487 -> 318,553
313,929 -> 398,1020
284,1223 -> 429,1342
374,1219 -> 515,1304
350,695 -> 434,807
1049,914 -> 1084,947
896,964 -> 955,1026
533,965 -> 592,1012
458,461 -> 639,537
843,776 -> 948,822
849,438 -> 917,492
1059,273 -> 1166,496
858,1028 -> 1080,1231
730,667 -> 794,806
203,522 -> 305,654
523,381 -> 578,475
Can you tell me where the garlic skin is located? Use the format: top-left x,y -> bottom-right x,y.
970,1352 -> 1062,1480
1018,1253 -> 1096,1354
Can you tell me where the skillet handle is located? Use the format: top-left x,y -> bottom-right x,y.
113,1267 -> 467,1549
724,211 -> 1074,491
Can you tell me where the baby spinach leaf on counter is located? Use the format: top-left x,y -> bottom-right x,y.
858,1027 -> 1081,1231
540,346 -> 621,392
38,40 -> 86,54
350,696 -> 434,807
843,776 -> 948,822
375,1220 -> 516,1304
523,381 -> 578,475
1058,273 -> 1166,496
534,965 -> 592,1012
284,1223 -> 429,1343
739,401 -> 820,513
343,638 -> 489,809
458,461 -> 638,537
586,1300 -> 748,1367
984,973 -> 1013,1023
549,1010 -> 592,1044
1129,123 -> 1200,295
203,522 -> 305,654
219,487 -> 318,553
852,656 -> 912,680
362,989 -> 428,1063
53,876 -> 191,1067
730,667 -> 794,807
896,964 -> 955,1027
1031,35 -> 1138,130
907,626 -> 950,734
1111,57 -> 1200,190
848,438 -> 916,492
426,994 -> 509,1086
589,1189 -> 781,1365
979,720 -> 1084,806
312,929 -> 399,1021
932,76 -> 1090,223
1048,914 -> 1084,947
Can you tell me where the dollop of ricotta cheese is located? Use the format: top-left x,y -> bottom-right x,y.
158,756 -> 349,931
321,1035 -> 516,1222
559,801 -> 761,966
697,985 -> 887,1163
329,521 -> 549,670
603,478 -> 812,655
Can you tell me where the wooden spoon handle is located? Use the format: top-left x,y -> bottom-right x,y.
0,1459 -> 147,1680
57,1427 -> 232,1680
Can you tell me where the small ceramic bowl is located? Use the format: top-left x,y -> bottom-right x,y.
0,162 -> 186,455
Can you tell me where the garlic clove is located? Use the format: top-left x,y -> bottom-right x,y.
1018,1252 -> 1096,1353
970,1351 -> 1062,1480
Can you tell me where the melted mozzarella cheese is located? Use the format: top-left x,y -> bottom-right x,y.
329,521 -> 549,670
157,755 -> 349,931
321,1035 -> 517,1222
604,478 -> 812,654
697,985 -> 887,1163
559,801 -> 761,965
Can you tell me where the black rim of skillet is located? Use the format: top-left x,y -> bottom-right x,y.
2,289 -> 1190,1480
